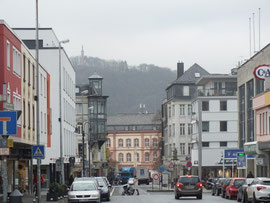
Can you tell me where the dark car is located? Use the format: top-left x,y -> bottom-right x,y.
211,178 -> 220,196
236,178 -> 254,202
174,175 -> 203,200
225,178 -> 246,199
221,178 -> 231,198
95,177 -> 110,201
215,178 -> 225,196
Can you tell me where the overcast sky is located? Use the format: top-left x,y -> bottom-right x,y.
1,0 -> 270,73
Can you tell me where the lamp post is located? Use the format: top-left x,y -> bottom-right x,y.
59,39 -> 69,184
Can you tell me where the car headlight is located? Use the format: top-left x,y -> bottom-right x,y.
91,194 -> 99,198
68,195 -> 76,198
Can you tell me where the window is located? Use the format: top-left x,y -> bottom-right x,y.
28,60 -> 31,85
183,86 -> 189,96
220,142 -> 227,147
134,139 -> 139,147
168,106 -> 171,118
153,152 -> 157,161
44,113 -> 47,134
180,143 -> 185,155
23,55 -> 26,80
180,123 -> 185,135
136,153 -> 140,162
126,139 -> 131,147
220,121 -> 227,132
180,104 -> 185,116
202,142 -> 209,147
188,104 -> 192,115
202,121 -> 209,132
76,104 -> 82,114
119,153 -> 123,162
7,41 -> 10,68
153,138 -> 158,147
172,124 -> 175,136
169,125 -> 171,136
145,153 -> 150,162
126,153 -> 131,162
106,139 -> 111,147
188,124 -> 192,135
188,143 -> 192,155
172,105 -> 175,116
13,47 -> 21,76
33,65 -> 35,89
23,100 -> 25,127
220,101 -> 227,111
41,112 -> 43,133
202,101 -> 209,111
118,139 -> 123,147
145,138 -> 149,147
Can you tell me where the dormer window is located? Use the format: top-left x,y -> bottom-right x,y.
195,72 -> 200,78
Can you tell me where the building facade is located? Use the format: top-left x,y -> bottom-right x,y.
191,74 -> 238,178
107,113 -> 162,172
162,63 -> 209,176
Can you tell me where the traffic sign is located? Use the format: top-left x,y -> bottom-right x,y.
153,173 -> 160,180
0,147 -> 10,156
186,161 -> 192,168
159,166 -> 165,172
169,162 -> 174,168
32,145 -> 45,159
224,149 -> 254,159
237,152 -> 247,169
0,111 -> 17,135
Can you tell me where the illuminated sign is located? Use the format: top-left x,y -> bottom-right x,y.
254,64 -> 270,80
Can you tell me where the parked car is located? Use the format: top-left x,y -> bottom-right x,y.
215,178 -> 225,196
95,177 -> 111,201
225,178 -> 246,199
236,178 -> 254,202
68,180 -> 101,203
221,178 -> 231,198
174,175 -> 203,200
246,177 -> 270,202
211,178 -> 220,196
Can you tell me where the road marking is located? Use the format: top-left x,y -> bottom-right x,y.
111,186 -> 115,197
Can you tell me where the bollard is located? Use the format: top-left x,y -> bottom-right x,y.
9,189 -> 23,203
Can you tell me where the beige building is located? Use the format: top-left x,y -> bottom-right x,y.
107,113 -> 162,171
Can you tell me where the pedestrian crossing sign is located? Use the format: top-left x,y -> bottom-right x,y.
32,145 -> 45,159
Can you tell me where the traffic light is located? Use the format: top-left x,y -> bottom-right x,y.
69,157 -> 75,167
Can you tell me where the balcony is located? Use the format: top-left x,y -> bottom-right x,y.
196,89 -> 237,98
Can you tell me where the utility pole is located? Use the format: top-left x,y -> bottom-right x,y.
1,121 -> 8,203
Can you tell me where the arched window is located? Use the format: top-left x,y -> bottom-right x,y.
118,153 -> 123,162
145,153 -> 150,162
106,139 -> 111,147
126,153 -> 131,162
126,139 -> 131,147
118,139 -> 123,147
134,138 -> 139,147
145,138 -> 149,147
153,152 -> 157,161
136,153 -> 140,162
153,138 -> 158,147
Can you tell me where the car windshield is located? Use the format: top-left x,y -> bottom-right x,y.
234,180 -> 245,186
261,181 -> 270,185
179,177 -> 199,184
121,172 -> 130,176
71,182 -> 96,191
246,179 -> 254,184
98,180 -> 107,187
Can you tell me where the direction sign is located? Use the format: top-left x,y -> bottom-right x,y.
0,111 -> 17,135
32,145 -> 45,159
224,149 -> 254,159
186,161 -> 192,168
237,152 -> 247,169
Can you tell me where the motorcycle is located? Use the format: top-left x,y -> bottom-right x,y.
121,184 -> 134,195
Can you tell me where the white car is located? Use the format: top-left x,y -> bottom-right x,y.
246,177 -> 270,202
68,180 -> 101,203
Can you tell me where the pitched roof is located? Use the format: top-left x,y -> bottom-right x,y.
167,63 -> 209,89
107,113 -> 161,126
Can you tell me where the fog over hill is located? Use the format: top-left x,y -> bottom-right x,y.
71,56 -> 176,115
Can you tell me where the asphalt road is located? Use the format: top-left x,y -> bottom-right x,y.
109,185 -> 243,203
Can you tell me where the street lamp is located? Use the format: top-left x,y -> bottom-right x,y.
59,39 -> 69,184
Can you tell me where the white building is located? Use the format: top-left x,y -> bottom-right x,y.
163,63 -> 209,176
14,28 -> 76,184
191,74 -> 238,178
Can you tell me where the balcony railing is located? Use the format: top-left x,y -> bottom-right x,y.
195,89 -> 237,97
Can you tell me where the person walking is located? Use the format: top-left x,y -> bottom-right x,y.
133,176 -> 139,195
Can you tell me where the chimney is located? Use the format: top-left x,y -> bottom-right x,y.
177,62 -> 184,79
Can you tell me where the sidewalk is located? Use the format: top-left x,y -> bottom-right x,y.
21,190 -> 67,203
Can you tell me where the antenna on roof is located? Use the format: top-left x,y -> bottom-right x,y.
258,8 -> 261,51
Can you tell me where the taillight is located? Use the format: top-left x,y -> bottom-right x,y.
197,183 -> 203,188
177,183 -> 183,188
245,186 -> 248,188
257,186 -> 266,191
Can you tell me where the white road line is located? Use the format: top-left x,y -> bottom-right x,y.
110,187 -> 115,197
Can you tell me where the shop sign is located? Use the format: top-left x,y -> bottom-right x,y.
254,64 -> 270,80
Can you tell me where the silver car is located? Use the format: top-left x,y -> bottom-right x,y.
68,180 -> 101,203
246,177 -> 270,202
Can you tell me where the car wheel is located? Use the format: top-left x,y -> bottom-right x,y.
197,194 -> 202,199
252,193 -> 259,203
212,189 -> 215,196
175,194 -> 179,199
106,194 -> 110,201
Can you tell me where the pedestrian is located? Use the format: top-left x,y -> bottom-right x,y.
247,171 -> 254,178
69,173 -> 74,186
33,173 -> 44,197
133,176 -> 139,195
